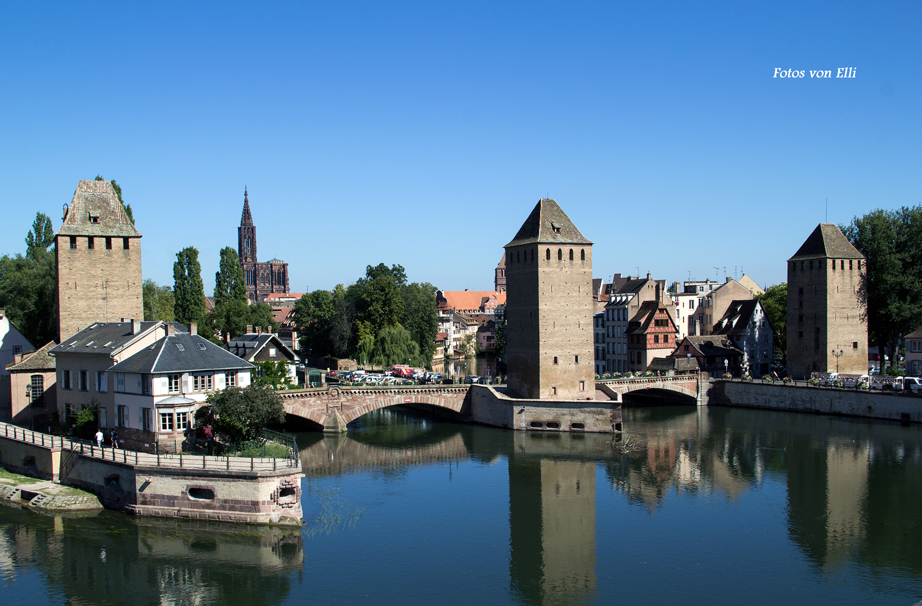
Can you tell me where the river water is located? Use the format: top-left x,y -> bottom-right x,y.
2,405 -> 922,605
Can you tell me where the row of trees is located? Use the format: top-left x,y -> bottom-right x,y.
293,264 -> 439,368
144,246 -> 277,342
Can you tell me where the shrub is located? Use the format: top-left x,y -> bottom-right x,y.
722,372 -> 732,379
762,374 -> 773,383
808,378 -> 820,387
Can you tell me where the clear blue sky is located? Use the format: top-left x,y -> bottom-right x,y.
2,2 -> 919,294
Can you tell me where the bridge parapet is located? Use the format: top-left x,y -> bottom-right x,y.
597,375 -> 703,404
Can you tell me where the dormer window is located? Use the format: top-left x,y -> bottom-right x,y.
88,212 -> 100,224
551,222 -> 561,234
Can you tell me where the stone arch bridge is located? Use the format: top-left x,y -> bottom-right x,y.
279,375 -> 706,433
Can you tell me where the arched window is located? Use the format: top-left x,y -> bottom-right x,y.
569,249 -> 574,261
581,249 -> 585,261
557,249 -> 562,261
546,248 -> 551,260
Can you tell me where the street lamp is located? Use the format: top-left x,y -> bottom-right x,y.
831,349 -> 844,373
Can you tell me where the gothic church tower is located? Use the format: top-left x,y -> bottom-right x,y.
56,180 -> 143,340
237,188 -> 289,302
504,199 -> 594,400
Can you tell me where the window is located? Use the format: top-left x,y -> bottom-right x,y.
581,249 -> 585,261
105,237 -> 112,250
176,412 -> 189,431
269,347 -> 277,357
849,260 -> 853,270
569,249 -> 574,261
168,374 -> 181,393
123,238 -> 130,250
142,375 -> 151,395
142,408 -> 152,432
88,237 -> 94,250
30,375 -> 44,407
160,413 -> 174,431
546,248 -> 550,260
575,355 -> 579,364
116,373 -> 125,392
117,405 -> 127,427
79,370 -> 89,391
96,371 -> 107,392
225,372 -> 236,387
912,341 -> 922,353
557,249 -> 562,260
653,335 -> 659,344
69,236 -> 77,249
579,380 -> 585,392
853,342 -> 858,349
62,369 -> 72,390
553,356 -> 558,365
663,335 -> 669,344
832,259 -> 836,270
193,374 -> 213,391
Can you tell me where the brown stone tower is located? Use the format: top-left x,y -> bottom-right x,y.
495,253 -> 506,293
504,199 -> 594,400
238,188 -> 289,302
786,223 -> 868,378
56,180 -> 143,340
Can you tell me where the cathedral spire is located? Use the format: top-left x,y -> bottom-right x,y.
241,187 -> 253,226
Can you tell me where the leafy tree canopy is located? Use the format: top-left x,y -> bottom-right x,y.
142,280 -> 175,322
213,247 -> 248,339
0,212 -> 58,345
195,384 -> 285,443
841,205 -> 922,360
248,302 -> 279,333
755,283 -> 786,361
173,246 -> 207,328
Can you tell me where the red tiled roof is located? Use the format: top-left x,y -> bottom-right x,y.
437,291 -> 506,312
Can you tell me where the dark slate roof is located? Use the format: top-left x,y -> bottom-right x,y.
680,336 -> 743,357
712,300 -> 764,336
905,325 -> 922,340
625,301 -> 674,335
110,333 -> 254,374
789,223 -> 863,261
505,199 -> 592,247
56,180 -> 142,238
6,341 -> 57,371
224,333 -> 298,363
51,321 -> 164,357
496,253 -> 505,269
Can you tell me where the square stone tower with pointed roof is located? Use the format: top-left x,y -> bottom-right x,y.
56,180 -> 143,340
787,223 -> 867,378
504,198 -> 594,400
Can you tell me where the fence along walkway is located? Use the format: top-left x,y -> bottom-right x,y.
0,422 -> 300,473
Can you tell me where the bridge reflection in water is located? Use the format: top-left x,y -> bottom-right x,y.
297,405 -> 922,605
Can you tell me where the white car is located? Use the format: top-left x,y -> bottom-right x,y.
841,375 -> 869,389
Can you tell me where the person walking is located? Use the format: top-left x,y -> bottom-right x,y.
95,429 -> 103,448
110,429 -> 119,449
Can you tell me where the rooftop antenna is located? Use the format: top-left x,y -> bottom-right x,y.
713,267 -> 719,280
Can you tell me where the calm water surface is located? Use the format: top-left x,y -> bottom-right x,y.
2,405 -> 922,605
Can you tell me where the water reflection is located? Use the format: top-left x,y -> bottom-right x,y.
0,506 -> 302,605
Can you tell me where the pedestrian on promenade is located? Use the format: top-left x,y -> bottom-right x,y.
95,429 -> 103,447
110,429 -> 119,449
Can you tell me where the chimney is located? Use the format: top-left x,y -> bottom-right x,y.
246,325 -> 253,334
647,273 -> 652,280
257,326 -> 262,335
190,322 -> 197,335
166,323 -> 176,336
131,319 -> 140,335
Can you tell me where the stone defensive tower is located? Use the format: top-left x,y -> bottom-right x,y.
56,180 -> 143,341
504,199 -> 594,400
786,223 -> 867,378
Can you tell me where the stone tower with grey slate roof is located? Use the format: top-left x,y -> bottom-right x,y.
56,180 -> 143,341
786,223 -> 867,378
504,199 -> 594,400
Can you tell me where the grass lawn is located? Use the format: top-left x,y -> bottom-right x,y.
0,467 -> 43,485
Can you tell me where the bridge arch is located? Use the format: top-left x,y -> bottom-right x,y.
599,377 -> 700,404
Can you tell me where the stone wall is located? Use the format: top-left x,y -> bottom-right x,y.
470,385 -> 617,433
709,380 -> 922,424
0,436 -> 62,481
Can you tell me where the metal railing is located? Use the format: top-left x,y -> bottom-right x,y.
0,422 -> 300,472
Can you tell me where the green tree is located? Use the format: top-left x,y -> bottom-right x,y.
371,324 -> 425,368
401,282 -> 438,365
294,290 -> 337,357
25,213 -> 54,260
195,385 -> 285,443
173,247 -> 207,329
329,284 -> 355,358
213,247 -> 248,339
0,212 -> 58,345
252,360 -> 293,389
95,175 -> 133,224
842,206 -> 922,361
755,283 -> 786,361
142,280 -> 175,322
247,302 -> 279,333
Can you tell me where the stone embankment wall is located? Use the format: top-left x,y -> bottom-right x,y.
470,385 -> 619,432
709,380 -> 922,424
0,425 -> 303,526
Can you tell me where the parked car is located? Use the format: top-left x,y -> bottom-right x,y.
816,372 -> 839,386
841,374 -> 869,388
901,376 -> 922,393
463,375 -> 479,384
477,376 -> 493,385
